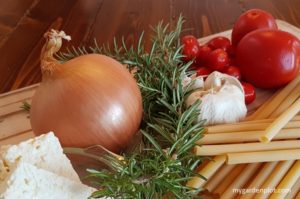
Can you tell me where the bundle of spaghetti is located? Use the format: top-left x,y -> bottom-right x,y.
186,75 -> 300,198
284,177 -> 300,199
205,117 -> 300,134
245,75 -> 300,120
197,128 -> 300,145
198,76 -> 300,162
195,140 -> 300,156
222,78 -> 300,198
253,160 -> 295,199
239,162 -> 278,199
186,155 -> 226,189
260,97 -> 300,143
219,163 -> 262,199
269,160 -> 300,199
203,164 -> 235,192
212,164 -> 246,196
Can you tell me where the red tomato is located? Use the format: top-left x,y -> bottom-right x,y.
242,82 -> 256,104
196,67 -> 211,77
181,35 -> 200,62
207,36 -> 231,52
206,49 -> 229,72
231,9 -> 277,47
196,45 -> 212,65
224,66 -> 241,80
236,29 -> 300,89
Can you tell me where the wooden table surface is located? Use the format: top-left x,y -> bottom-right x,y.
1,0 -> 300,94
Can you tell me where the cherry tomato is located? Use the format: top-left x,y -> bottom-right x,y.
181,35 -> 200,62
196,45 -> 212,66
242,82 -> 256,104
231,9 -> 278,47
236,29 -> 300,89
196,67 -> 211,77
206,49 -> 229,72
207,36 -> 231,52
224,66 -> 241,80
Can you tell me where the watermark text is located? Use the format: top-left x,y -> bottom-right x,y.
232,187 -> 291,195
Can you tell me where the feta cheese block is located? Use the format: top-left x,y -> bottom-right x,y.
0,162 -> 95,199
0,132 -> 80,182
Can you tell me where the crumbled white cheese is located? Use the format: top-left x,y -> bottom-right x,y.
0,162 -> 95,199
0,132 -> 80,182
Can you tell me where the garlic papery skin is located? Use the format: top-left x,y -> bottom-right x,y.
185,71 -> 247,125
199,85 -> 247,125
181,72 -> 204,91
204,71 -> 244,94
185,90 -> 207,107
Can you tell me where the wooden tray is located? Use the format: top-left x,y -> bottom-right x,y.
0,83 -> 37,145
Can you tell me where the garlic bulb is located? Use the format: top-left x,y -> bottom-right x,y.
186,71 -> 247,125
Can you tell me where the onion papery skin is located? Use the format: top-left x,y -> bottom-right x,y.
31,34 -> 143,153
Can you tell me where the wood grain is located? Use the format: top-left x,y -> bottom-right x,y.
0,0 -> 300,94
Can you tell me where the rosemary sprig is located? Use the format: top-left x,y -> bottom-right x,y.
58,16 -> 205,199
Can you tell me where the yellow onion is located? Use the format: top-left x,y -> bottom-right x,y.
30,30 -> 143,152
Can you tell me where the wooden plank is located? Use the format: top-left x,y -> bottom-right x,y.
173,0 -> 242,37
0,0 -> 76,94
0,131 -> 34,145
0,99 -> 32,117
241,0 -> 300,28
10,0 -> 105,91
90,0 -> 171,51
0,111 -> 31,140
0,78 -> 35,143
0,0 -> 38,43
0,83 -> 37,107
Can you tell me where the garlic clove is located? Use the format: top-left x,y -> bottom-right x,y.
185,90 -> 206,107
204,71 -> 244,94
190,76 -> 204,90
204,71 -> 223,89
219,81 -> 245,100
181,72 -> 204,91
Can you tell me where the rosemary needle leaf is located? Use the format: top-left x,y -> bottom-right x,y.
21,101 -> 31,112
